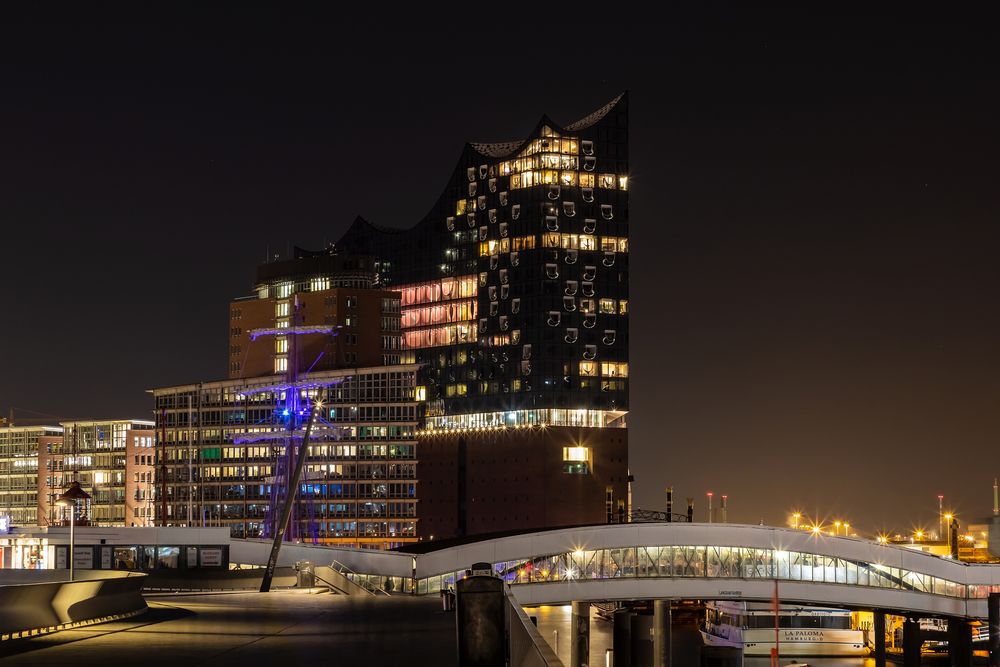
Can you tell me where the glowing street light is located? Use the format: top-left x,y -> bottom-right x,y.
55,481 -> 91,582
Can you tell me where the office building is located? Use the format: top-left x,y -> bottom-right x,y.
0,425 -> 61,526
228,253 -> 402,378
38,419 -> 156,527
151,366 -> 420,549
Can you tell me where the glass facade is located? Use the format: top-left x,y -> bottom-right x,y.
415,544 -> 993,599
336,94 -> 629,425
0,426 -> 60,525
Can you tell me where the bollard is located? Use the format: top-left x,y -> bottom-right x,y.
612,609 -> 631,667
989,592 -> 999,667
653,600 -> 671,667
571,601 -> 591,667
455,575 -> 504,667
902,618 -> 921,667
873,610 -> 886,667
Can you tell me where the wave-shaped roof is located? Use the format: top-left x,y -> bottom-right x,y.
468,92 -> 626,159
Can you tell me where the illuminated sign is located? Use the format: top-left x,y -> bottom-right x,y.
0,516 -> 9,533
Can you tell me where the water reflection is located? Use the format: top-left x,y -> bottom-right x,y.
525,604 -> 895,667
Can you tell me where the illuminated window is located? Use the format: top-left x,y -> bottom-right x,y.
579,234 -> 596,250
599,299 -> 616,314
562,446 -> 591,474
579,173 -> 595,188
619,299 -> 629,315
619,175 -> 629,191
579,361 -> 597,377
276,282 -> 293,298
579,298 -> 596,313
275,337 -> 288,354
599,174 -> 616,189
275,302 -> 290,318
276,318 -> 289,329
455,199 -> 466,215
600,362 -> 628,377
274,357 -> 288,373
543,233 -> 560,248
560,171 -> 578,187
512,235 -> 535,250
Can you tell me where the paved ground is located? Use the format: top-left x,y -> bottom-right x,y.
0,591 -> 456,666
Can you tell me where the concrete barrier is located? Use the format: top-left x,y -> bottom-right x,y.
142,566 -> 297,592
0,570 -> 147,640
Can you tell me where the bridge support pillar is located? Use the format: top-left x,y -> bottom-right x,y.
989,592 -> 999,667
873,610 -> 886,667
653,599 -> 671,667
948,618 -> 972,667
612,609 -> 632,667
571,601 -> 590,667
903,618 -> 921,667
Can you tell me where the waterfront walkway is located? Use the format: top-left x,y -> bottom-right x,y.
0,591 -> 456,666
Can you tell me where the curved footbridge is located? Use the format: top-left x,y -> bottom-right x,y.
236,523 -> 1000,665
234,523 -> 1000,619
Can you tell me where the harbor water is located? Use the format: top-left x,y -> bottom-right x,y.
525,604 -> 968,666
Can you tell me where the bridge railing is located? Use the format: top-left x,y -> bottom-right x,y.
507,588 -> 563,667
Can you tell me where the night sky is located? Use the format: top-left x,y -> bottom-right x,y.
2,11 -> 997,533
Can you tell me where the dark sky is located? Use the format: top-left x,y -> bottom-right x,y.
1,10 -> 997,533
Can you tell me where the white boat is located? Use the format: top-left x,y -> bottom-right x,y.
701,600 -> 869,657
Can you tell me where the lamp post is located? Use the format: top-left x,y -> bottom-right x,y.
55,481 -> 91,581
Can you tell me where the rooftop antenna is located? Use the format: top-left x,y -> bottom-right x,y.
993,478 -> 998,516
721,494 -> 728,524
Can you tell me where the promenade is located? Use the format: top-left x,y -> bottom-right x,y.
0,592 -> 456,666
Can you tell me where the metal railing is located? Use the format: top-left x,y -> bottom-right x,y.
330,560 -> 390,596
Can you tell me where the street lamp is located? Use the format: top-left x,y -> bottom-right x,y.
55,481 -> 91,581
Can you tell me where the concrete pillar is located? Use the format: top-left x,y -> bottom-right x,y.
948,618 -> 972,667
873,610 -> 886,667
989,592 -> 1000,667
653,599 -> 671,667
612,609 -> 631,667
571,601 -> 590,667
902,618 -> 921,667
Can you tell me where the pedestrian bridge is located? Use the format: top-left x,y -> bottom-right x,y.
230,523 -> 1000,620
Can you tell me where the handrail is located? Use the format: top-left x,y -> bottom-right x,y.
330,560 -> 389,596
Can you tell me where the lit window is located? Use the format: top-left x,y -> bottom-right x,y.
619,175 -> 629,191
599,299 -> 616,314
599,174 -> 616,189
275,357 -> 288,373
275,302 -> 290,318
579,173 -> 595,188
579,299 -> 596,313
276,318 -> 289,329
579,361 -> 597,376
559,171 -> 577,187
276,282 -> 293,298
456,200 -> 466,215
579,234 -> 596,250
562,446 -> 591,474
310,277 -> 330,292
275,337 -> 288,354
619,299 -> 629,315
600,362 -> 629,378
